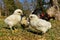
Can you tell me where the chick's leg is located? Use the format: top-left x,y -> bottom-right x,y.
9,26 -> 14,34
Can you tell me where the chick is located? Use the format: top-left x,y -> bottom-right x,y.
4,9 -> 23,30
29,14 -> 51,34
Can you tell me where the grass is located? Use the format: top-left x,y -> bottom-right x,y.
0,18 -> 60,40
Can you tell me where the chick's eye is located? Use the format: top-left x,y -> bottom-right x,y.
18,11 -> 21,13
30,16 -> 33,18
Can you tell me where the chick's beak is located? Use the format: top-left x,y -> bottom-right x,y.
21,13 -> 23,15
28,18 -> 30,22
